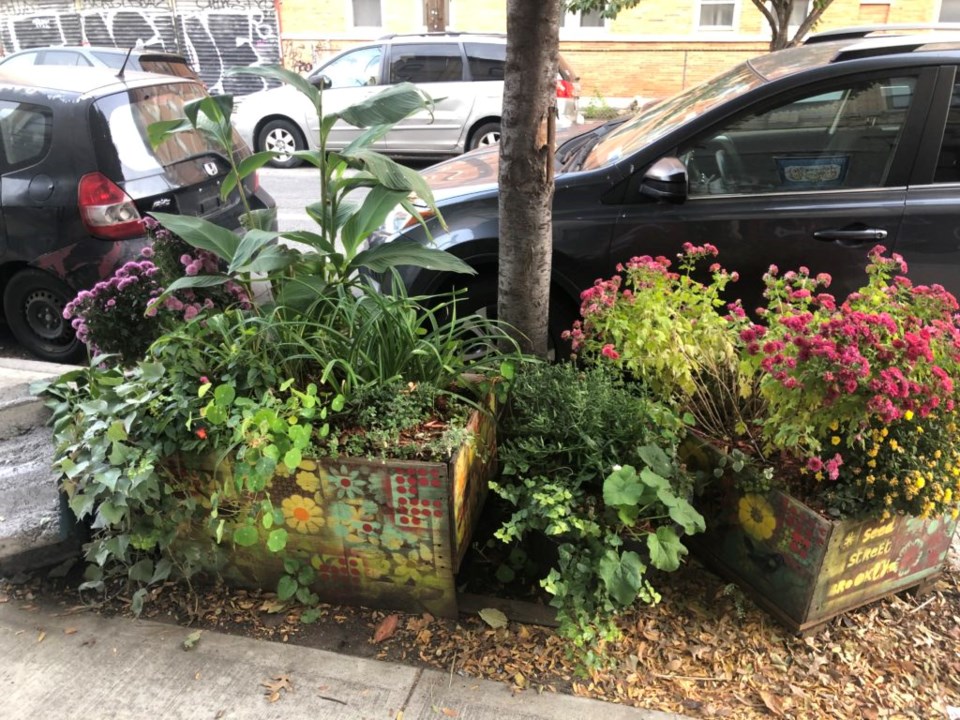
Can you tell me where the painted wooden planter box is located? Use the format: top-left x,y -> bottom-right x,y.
170,406 -> 496,619
690,484 -> 958,634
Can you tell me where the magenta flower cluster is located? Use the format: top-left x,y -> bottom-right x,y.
744,246 -> 960,479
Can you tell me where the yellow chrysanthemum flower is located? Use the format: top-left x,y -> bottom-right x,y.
831,436 -> 841,446
904,410 -> 914,421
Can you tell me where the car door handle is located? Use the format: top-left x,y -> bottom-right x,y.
813,228 -> 888,242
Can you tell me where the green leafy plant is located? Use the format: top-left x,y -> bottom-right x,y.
491,363 -> 701,667
147,66 -> 474,314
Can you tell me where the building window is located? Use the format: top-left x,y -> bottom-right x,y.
698,0 -> 737,29
352,0 -> 382,27
561,8 -> 605,28
941,0 -> 960,22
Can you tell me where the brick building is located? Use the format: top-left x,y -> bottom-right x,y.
278,0 -> 952,103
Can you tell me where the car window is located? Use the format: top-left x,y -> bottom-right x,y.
321,46 -> 383,88
137,58 -> 198,81
680,75 -> 917,196
90,82 -> 232,182
464,42 -> 504,81
0,52 -> 39,68
389,43 -> 464,84
582,63 -> 765,170
934,82 -> 960,183
0,100 -> 52,168
90,51 -> 126,69
41,50 -> 91,67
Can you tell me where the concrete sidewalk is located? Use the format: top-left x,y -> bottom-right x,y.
0,593 -> 690,720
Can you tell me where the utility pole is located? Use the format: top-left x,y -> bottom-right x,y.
424,0 -> 447,32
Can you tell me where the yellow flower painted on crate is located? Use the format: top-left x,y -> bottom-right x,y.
282,494 -> 325,534
738,494 -> 777,540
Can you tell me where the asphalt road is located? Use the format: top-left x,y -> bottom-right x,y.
0,161 -> 436,362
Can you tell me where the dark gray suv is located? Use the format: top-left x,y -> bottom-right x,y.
0,66 -> 274,362
377,31 -> 960,345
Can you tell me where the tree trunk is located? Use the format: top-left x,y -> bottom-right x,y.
498,0 -> 560,358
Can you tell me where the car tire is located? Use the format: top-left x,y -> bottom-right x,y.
3,269 -> 84,364
258,119 -> 306,169
467,121 -> 501,151
440,273 -> 576,360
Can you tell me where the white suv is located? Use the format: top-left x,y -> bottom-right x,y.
233,32 -> 581,168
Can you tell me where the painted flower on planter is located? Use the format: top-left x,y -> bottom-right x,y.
739,494 -> 777,540
282,494 -> 325,534
296,468 -> 322,493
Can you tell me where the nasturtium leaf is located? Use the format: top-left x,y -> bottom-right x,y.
283,448 -> 302,473
277,575 -> 298,601
266,528 -> 288,553
233,525 -> 259,547
213,384 -> 236,407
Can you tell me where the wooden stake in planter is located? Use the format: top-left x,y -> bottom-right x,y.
691,486 -> 958,634
174,407 -> 496,619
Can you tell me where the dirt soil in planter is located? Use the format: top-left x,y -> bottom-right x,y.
3,542 -> 958,720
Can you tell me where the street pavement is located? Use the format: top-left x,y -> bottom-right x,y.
0,590 -> 691,720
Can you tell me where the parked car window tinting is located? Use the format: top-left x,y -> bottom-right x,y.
320,46 -> 383,88
0,52 -> 38,68
935,82 -> 960,184
90,83 -> 230,182
583,63 -> 765,170
389,43 -> 464,84
0,100 -> 52,168
43,50 -> 91,67
464,42 -> 504,81
680,75 -> 916,196
90,51 -> 126,69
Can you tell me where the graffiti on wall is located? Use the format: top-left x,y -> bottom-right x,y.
0,1 -> 281,95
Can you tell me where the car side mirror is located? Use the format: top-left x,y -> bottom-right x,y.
311,74 -> 332,89
640,157 -> 688,203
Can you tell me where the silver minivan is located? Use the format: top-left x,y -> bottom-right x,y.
232,33 -> 581,168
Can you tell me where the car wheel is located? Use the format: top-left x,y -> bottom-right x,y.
440,273 -> 575,361
258,119 -> 306,169
468,122 -> 501,151
3,269 -> 84,363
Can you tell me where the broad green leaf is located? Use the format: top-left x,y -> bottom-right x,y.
340,123 -> 393,154
283,448 -> 302,472
277,574 -> 298,601
267,528 -> 288,553
227,64 -> 320,108
152,558 -> 173,583
603,465 -> 643,508
282,230 -> 336,255
146,275 -> 229,314
233,525 -> 259,547
228,229 -> 281,274
638,444 -> 673,477
598,549 -> 646,607
340,186 -> 409,256
351,238 -> 476,275
96,501 -> 125,526
149,212 -> 241,261
244,207 -> 278,232
668,501 -> 706,535
213,383 -> 236,407
647,527 -> 689,572
147,118 -> 190,149
128,559 -> 154,583
131,588 -> 147,617
273,276 -> 330,311
234,243 -> 298,275
339,147 -> 409,191
335,83 -> 432,128
106,420 -> 127,443
221,152 -> 276,200
183,95 -> 234,130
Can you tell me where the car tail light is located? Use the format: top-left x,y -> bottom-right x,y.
78,172 -> 145,240
250,169 -> 260,194
556,78 -> 577,99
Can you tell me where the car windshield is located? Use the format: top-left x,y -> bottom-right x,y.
91,82 -> 232,182
580,62 -> 765,171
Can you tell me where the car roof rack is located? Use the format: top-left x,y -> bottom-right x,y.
377,31 -> 506,40
805,23 -> 960,44
828,31 -> 960,61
